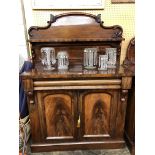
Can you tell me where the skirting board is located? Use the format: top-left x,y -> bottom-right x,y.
31,140 -> 125,152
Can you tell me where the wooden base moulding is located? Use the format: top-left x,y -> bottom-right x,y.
31,140 -> 125,152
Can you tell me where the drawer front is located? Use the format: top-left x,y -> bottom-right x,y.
33,79 -> 121,90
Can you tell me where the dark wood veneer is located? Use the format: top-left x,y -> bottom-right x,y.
124,37 -> 135,155
21,12 -> 134,152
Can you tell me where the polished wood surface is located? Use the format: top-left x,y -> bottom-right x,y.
21,65 -> 134,79
125,79 -> 135,155
44,94 -> 73,137
123,37 -> 135,68
28,12 -> 123,42
84,93 -> 110,135
34,85 -> 121,90
28,12 -> 124,68
80,90 -> 119,141
124,37 -> 135,155
29,25 -> 123,42
36,91 -> 77,142
21,12 -> 134,152
31,141 -> 125,152
33,79 -> 121,86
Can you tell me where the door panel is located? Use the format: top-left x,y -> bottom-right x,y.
79,90 -> 118,140
44,94 -> 73,137
84,93 -> 111,135
36,91 -> 77,142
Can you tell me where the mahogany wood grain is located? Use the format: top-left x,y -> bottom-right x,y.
22,79 -> 42,142
122,77 -> 132,89
21,12 -> 134,152
31,140 -> 125,152
123,37 -> 135,68
123,37 -> 135,155
32,44 -> 121,68
115,90 -> 128,138
29,24 -> 123,42
83,93 -> 111,136
79,90 -> 120,141
44,94 -> 73,137
36,90 -> 78,143
33,79 -> 121,86
34,85 -> 121,90
21,65 -> 134,80
28,12 -> 123,68
125,78 -> 135,155
28,100 -> 42,142
28,12 -> 123,42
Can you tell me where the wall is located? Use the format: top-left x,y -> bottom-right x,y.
18,0 -> 29,69
23,0 -> 135,64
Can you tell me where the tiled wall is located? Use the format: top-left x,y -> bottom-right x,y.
23,0 -> 135,64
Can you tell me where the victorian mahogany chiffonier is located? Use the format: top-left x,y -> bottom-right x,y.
21,12 -> 134,152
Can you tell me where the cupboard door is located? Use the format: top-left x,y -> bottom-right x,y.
79,90 -> 118,140
36,90 -> 77,142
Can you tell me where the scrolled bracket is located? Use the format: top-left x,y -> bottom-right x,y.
96,14 -> 104,24
49,14 -> 56,23
28,15 -> 56,37
28,26 -> 39,37
112,26 -> 123,39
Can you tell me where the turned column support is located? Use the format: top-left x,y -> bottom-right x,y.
114,77 -> 133,137
121,90 -> 128,102
121,76 -> 132,102
22,79 -> 34,104
27,90 -> 34,104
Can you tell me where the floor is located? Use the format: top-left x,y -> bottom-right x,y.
26,144 -> 130,155
29,149 -> 130,155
